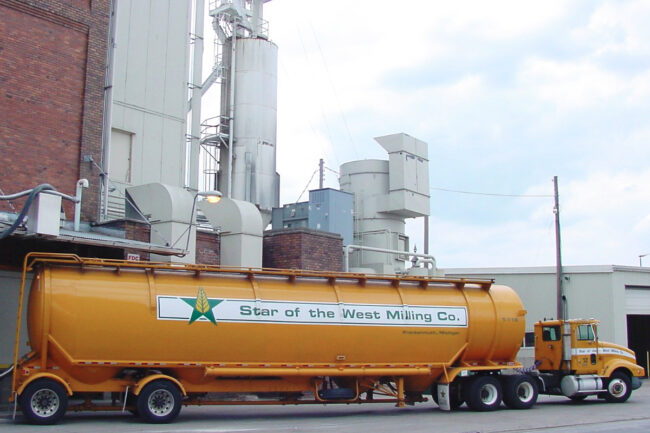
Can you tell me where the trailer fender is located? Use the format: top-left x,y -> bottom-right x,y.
133,374 -> 186,396
17,373 -> 73,397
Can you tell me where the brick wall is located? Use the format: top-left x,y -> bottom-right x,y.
196,230 -> 220,266
0,0 -> 110,221
94,218 -> 152,260
263,228 -> 343,272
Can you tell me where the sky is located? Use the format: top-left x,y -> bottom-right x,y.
204,0 -> 650,268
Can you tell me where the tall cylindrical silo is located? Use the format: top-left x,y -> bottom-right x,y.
219,37 -> 278,226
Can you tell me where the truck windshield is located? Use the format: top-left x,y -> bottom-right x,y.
542,326 -> 560,341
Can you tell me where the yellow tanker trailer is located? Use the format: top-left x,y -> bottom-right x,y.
8,253 -> 644,424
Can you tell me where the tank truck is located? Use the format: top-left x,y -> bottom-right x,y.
8,253 -> 644,424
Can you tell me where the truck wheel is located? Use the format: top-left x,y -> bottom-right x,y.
604,372 -> 631,403
464,376 -> 502,411
502,375 -> 538,409
136,380 -> 182,423
18,378 -> 68,425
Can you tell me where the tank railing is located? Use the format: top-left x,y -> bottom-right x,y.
18,252 -> 494,289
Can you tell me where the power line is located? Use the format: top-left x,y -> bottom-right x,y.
296,169 -> 319,203
308,21 -> 359,160
430,186 -> 553,198
324,166 -> 339,175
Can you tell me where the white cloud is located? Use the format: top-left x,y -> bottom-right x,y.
203,1 -> 650,268
574,0 -> 650,57
518,58 -> 625,110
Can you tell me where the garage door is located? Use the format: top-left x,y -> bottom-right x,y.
626,286 -> 650,314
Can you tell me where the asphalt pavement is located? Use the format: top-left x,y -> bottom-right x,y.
1,380 -> 649,433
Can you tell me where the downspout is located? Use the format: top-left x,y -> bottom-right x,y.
100,0 -> 119,221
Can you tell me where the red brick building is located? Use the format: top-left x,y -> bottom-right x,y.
263,228 -> 343,272
0,0 -> 110,220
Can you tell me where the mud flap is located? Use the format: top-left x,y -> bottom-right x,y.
437,383 -> 451,411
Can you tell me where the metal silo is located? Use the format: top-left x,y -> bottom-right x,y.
209,0 -> 279,226
219,37 -> 278,221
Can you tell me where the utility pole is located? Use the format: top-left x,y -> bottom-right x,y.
554,176 -> 565,320
319,158 -> 324,189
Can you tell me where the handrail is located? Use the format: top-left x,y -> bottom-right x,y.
18,252 -> 494,288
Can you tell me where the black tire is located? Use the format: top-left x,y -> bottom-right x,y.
136,380 -> 182,423
604,372 -> 632,403
463,376 -> 502,411
18,378 -> 68,425
502,375 -> 538,409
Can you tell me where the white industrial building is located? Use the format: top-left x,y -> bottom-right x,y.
105,0 -> 193,219
445,265 -> 650,373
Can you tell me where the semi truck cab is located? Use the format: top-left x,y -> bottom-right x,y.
533,319 -> 645,402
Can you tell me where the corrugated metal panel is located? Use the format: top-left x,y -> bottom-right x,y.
626,287 -> 650,315
308,188 -> 353,245
271,202 -> 309,229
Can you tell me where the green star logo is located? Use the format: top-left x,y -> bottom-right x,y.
181,287 -> 222,325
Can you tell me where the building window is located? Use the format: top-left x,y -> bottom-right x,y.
110,128 -> 133,184
522,332 -> 535,347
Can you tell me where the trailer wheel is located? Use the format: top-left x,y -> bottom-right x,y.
502,375 -> 538,409
464,376 -> 502,411
18,378 -> 68,425
604,372 -> 631,403
137,380 -> 182,423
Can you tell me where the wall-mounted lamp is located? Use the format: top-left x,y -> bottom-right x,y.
198,190 -> 222,204
184,190 -> 223,253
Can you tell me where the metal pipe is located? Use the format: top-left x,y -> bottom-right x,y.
552,176 -> 567,320
204,366 -> 433,377
226,23 -> 237,198
73,179 -> 89,232
424,216 -> 429,255
101,0 -> 119,221
413,258 -> 436,269
188,0 -> 205,191
343,244 -> 436,273
640,254 -> 648,267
